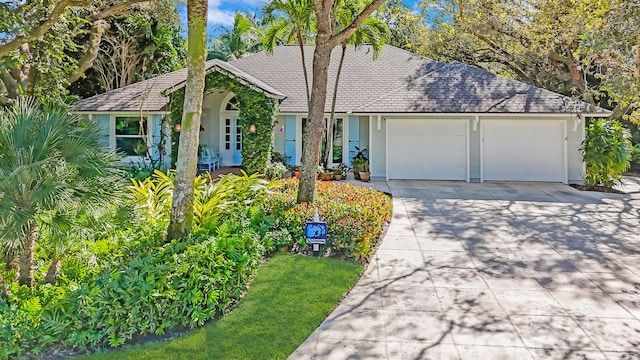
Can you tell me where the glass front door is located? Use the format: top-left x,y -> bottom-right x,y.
224,116 -> 242,165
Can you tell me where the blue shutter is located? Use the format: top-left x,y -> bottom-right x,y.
284,115 -> 296,165
96,114 -> 110,148
150,114 -> 163,161
348,115 -> 360,166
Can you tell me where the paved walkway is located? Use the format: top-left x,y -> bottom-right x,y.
290,181 -> 640,359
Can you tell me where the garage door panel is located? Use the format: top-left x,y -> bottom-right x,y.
483,120 -> 565,182
388,119 -> 468,180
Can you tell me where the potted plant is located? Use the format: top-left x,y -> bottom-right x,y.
359,160 -> 370,182
316,165 -> 324,180
337,163 -> 349,180
320,171 -> 333,181
291,165 -> 300,179
332,167 -> 343,180
352,147 -> 368,180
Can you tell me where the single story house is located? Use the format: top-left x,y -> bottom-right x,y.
74,44 -> 609,184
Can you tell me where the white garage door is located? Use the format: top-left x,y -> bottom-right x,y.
387,119 -> 468,180
482,120 -> 565,182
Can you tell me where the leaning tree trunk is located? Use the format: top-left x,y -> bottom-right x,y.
45,256 -> 62,284
297,42 -> 334,203
167,0 -> 208,239
323,42 -> 347,168
18,224 -> 37,287
297,31 -> 311,107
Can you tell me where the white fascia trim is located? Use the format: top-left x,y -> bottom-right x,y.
74,111 -> 171,115
346,112 -> 584,118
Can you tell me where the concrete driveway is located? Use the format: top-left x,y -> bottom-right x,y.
290,180 -> 640,359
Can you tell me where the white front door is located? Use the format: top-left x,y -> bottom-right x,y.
387,119 -> 468,180
482,119 -> 566,182
221,114 -> 242,166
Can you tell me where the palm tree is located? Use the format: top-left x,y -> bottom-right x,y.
0,99 -> 123,286
209,12 -> 264,61
167,0 -> 208,239
263,0 -> 314,105
323,0 -> 389,167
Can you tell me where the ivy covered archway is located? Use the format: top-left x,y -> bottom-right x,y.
168,70 -> 279,175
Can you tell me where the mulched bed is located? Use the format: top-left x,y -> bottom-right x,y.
570,184 -> 625,194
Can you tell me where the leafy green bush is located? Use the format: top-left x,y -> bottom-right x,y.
0,172 -> 275,359
129,170 -> 269,230
263,179 -> 392,261
264,162 -> 288,180
631,143 -> 640,171
0,209 -> 280,358
581,119 -> 633,188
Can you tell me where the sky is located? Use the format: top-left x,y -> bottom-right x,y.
178,0 -> 269,38
179,0 -> 419,38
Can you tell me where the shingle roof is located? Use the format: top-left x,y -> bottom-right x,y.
229,45 -> 445,113
350,61 -> 607,114
74,60 -> 285,112
74,45 -> 609,115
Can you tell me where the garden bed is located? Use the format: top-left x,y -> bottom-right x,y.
76,253 -> 362,360
0,174 -> 391,359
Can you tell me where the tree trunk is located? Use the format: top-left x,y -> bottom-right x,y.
45,256 -> 62,284
297,0 -> 387,203
0,272 -> 10,298
297,42 -> 333,203
297,31 -> 311,107
18,225 -> 37,287
167,0 -> 208,240
5,255 -> 18,272
323,42 -> 347,168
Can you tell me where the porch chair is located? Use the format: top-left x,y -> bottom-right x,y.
197,145 -> 221,172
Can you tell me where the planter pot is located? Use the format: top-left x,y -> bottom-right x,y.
293,170 -> 300,179
333,174 -> 342,180
359,171 -> 370,182
353,171 -> 361,180
320,173 -> 332,181
341,174 -> 347,180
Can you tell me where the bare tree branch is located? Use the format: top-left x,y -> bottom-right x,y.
68,20 -> 110,84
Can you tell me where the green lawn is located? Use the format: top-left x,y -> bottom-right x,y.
78,252 -> 363,360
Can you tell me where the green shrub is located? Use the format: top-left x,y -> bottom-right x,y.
264,162 -> 288,180
129,170 -> 269,230
0,210 -> 279,358
581,119 -> 633,188
263,179 -> 392,261
631,143 -> 640,170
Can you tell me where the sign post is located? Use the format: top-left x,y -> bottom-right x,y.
305,221 -> 327,257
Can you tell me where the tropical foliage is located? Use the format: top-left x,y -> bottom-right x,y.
581,119 -> 632,188
0,169 -> 391,358
208,12 -> 264,61
0,99 -> 123,287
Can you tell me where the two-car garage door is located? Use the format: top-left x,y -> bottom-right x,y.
386,118 -> 566,183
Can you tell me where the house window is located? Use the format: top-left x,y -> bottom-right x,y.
225,118 -> 231,150
225,96 -> 239,111
115,116 -> 147,156
332,118 -> 343,164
